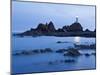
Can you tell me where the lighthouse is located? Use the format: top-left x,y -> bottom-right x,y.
75,16 -> 78,23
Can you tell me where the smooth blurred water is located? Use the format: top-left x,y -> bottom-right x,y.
12,36 -> 96,74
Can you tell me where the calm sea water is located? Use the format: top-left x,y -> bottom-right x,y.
12,36 -> 96,74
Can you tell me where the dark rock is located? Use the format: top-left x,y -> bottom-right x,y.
36,21 -> 56,33
74,44 -> 96,49
62,25 -> 70,32
56,41 -> 62,43
39,48 -> 53,53
90,44 -> 96,49
85,53 -> 90,56
64,59 -> 75,63
45,48 -> 53,52
56,49 -> 67,53
21,51 -> 32,55
32,50 -> 39,53
57,28 -> 64,32
62,26 -> 67,32
48,61 -> 54,65
56,41 -> 69,43
85,29 -> 91,32
40,49 -> 46,53
13,48 -> 53,56
69,22 -> 83,32
62,21 -> 83,32
64,48 -> 81,56
36,23 -> 48,32
91,53 -> 96,56
14,19 -> 96,37
13,53 -> 21,56
48,21 -> 56,32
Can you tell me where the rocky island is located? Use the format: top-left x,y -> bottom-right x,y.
14,17 -> 96,37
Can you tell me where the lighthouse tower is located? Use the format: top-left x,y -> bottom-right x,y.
75,16 -> 78,23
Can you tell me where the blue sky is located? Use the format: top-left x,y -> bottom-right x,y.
12,1 -> 96,32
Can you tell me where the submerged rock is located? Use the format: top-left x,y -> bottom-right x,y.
32,50 -> 40,53
64,59 -> 75,63
45,48 -> 53,52
74,43 -> 96,49
40,48 -> 53,53
56,49 -> 67,53
64,48 -> 81,56
13,52 -> 22,56
84,53 -> 90,56
13,48 -> 53,56
56,41 -> 69,43
48,59 -> 75,65
13,51 -> 30,55
56,41 -> 62,43
91,53 -> 96,56
21,51 -> 32,55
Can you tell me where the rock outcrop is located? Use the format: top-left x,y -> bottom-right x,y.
14,20 -> 95,37
64,48 -> 81,56
85,29 -> 91,32
69,22 -> 83,32
48,21 -> 56,32
62,26 -> 70,32
36,21 -> 56,33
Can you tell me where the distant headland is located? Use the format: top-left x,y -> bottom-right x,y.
14,17 -> 96,37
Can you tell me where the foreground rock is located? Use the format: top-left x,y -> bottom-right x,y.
56,41 -> 69,44
74,44 -> 96,49
13,48 -> 53,56
56,49 -> 67,53
48,59 -> 75,65
91,53 -> 96,56
84,53 -> 91,56
64,48 -> 81,57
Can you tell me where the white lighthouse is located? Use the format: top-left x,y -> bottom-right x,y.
75,16 -> 78,23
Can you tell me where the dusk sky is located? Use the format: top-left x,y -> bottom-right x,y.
12,1 -> 96,32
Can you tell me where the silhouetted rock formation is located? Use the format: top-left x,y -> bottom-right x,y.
36,21 -> 56,33
62,17 -> 83,32
56,28 -> 65,32
62,26 -> 70,32
69,22 -> 83,32
14,18 -> 96,37
85,29 -> 91,32
62,22 -> 83,32
48,21 -> 56,32
36,23 -> 47,32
